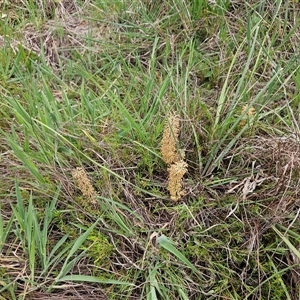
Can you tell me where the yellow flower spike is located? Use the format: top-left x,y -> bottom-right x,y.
72,167 -> 98,206
161,114 -> 181,165
161,113 -> 188,201
240,105 -> 256,128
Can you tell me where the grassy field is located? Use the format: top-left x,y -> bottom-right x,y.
1,0 -> 300,299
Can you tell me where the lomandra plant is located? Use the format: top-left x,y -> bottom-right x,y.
161,114 -> 187,201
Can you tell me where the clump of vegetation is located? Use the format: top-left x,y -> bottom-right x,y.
1,0 -> 300,299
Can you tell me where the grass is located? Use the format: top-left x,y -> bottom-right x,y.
1,0 -> 300,299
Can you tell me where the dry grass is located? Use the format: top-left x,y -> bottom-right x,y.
2,0 -> 108,67
16,285 -> 107,300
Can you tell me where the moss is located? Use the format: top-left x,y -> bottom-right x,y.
0,271 -> 15,300
80,230 -> 114,276
0,266 -> 6,277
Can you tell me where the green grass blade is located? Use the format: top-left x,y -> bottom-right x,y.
7,136 -> 45,183
57,275 -> 134,286
157,234 -> 198,273
272,226 -> 300,261
54,219 -> 100,282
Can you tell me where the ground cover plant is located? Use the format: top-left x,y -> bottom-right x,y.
1,0 -> 300,299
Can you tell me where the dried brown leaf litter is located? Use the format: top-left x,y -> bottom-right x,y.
161,114 -> 188,201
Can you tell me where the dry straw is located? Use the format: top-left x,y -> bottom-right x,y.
161,114 -> 187,201
71,167 -> 97,206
